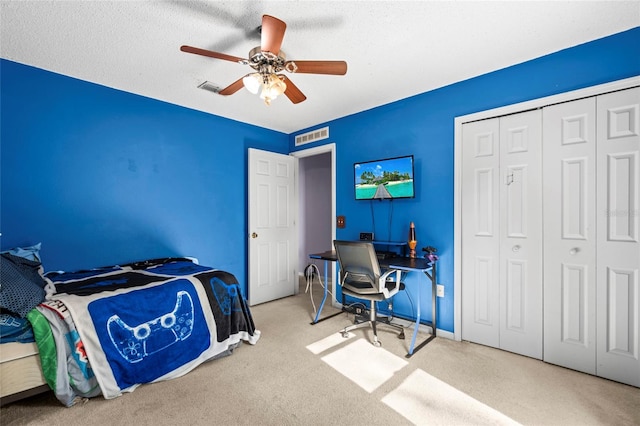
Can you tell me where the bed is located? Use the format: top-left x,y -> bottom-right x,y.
0,247 -> 260,406
0,341 -> 49,404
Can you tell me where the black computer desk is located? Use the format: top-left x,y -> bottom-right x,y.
307,250 -> 437,358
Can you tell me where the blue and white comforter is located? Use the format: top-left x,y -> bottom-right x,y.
41,258 -> 260,402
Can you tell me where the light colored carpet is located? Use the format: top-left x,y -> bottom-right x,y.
382,369 -> 520,425
320,337 -> 408,393
1,278 -> 639,425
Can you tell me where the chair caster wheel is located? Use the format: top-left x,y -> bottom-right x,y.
373,340 -> 382,347
398,332 -> 405,340
341,331 -> 349,338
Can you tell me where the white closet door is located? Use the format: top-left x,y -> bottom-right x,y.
462,111 -> 543,359
499,110 -> 543,359
596,87 -> 640,387
543,98 -> 597,374
462,118 -> 500,348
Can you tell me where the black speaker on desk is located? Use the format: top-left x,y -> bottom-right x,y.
359,232 -> 374,241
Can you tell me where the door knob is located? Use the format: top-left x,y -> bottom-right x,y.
569,247 -> 580,255
251,232 -> 258,239
512,245 -> 521,252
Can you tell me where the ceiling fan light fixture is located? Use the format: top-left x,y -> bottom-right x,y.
181,15 -> 346,105
269,74 -> 287,96
259,74 -> 287,106
242,73 -> 261,94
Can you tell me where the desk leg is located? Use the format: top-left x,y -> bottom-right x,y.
407,276 -> 421,356
405,264 -> 437,358
311,259 -> 343,325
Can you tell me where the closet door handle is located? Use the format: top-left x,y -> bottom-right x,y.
512,245 -> 521,252
569,247 -> 580,255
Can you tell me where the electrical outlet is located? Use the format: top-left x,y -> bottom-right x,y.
436,284 -> 444,298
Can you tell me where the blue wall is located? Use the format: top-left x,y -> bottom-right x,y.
291,27 -> 640,333
2,28 -> 639,333
0,60 -> 289,293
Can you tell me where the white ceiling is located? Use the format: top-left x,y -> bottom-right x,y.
1,1 -> 638,133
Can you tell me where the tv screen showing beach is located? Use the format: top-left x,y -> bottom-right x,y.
354,155 -> 415,200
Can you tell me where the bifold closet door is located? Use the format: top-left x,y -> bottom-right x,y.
595,87 -> 639,387
461,118 -> 500,349
543,97 -> 597,375
462,110 -> 543,359
498,111 -> 543,359
543,87 -> 639,387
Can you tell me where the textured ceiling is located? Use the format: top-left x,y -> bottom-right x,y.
1,1 -> 638,133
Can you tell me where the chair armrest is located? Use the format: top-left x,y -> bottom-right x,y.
380,269 -> 402,297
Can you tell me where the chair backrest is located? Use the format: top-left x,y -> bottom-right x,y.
333,240 -> 382,295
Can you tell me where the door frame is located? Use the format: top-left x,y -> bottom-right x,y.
291,143 -> 337,301
453,76 -> 640,342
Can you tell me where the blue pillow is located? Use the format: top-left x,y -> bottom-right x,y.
1,243 -> 41,262
0,253 -> 46,317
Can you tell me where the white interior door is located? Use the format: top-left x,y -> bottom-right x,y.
595,87 -> 640,387
461,118 -> 501,348
248,148 -> 298,306
499,110 -> 543,359
543,97 -> 597,374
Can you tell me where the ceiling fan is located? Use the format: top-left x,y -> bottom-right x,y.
180,14 -> 348,106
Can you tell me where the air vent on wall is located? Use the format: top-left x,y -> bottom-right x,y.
295,126 -> 329,146
198,81 -> 221,93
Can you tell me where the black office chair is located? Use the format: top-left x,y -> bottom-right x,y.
333,240 -> 405,347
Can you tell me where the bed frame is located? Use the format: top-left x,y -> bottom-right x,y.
0,342 -> 49,405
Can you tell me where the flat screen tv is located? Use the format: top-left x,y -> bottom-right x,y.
354,155 -> 415,200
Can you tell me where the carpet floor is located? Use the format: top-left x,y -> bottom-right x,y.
1,278 -> 638,425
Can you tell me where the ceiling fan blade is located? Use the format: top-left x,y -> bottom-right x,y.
260,15 -> 287,54
218,78 -> 245,96
281,76 -> 307,104
180,45 -> 246,64
284,60 -> 347,75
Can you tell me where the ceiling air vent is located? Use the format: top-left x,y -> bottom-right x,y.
295,126 -> 329,146
198,81 -> 221,93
